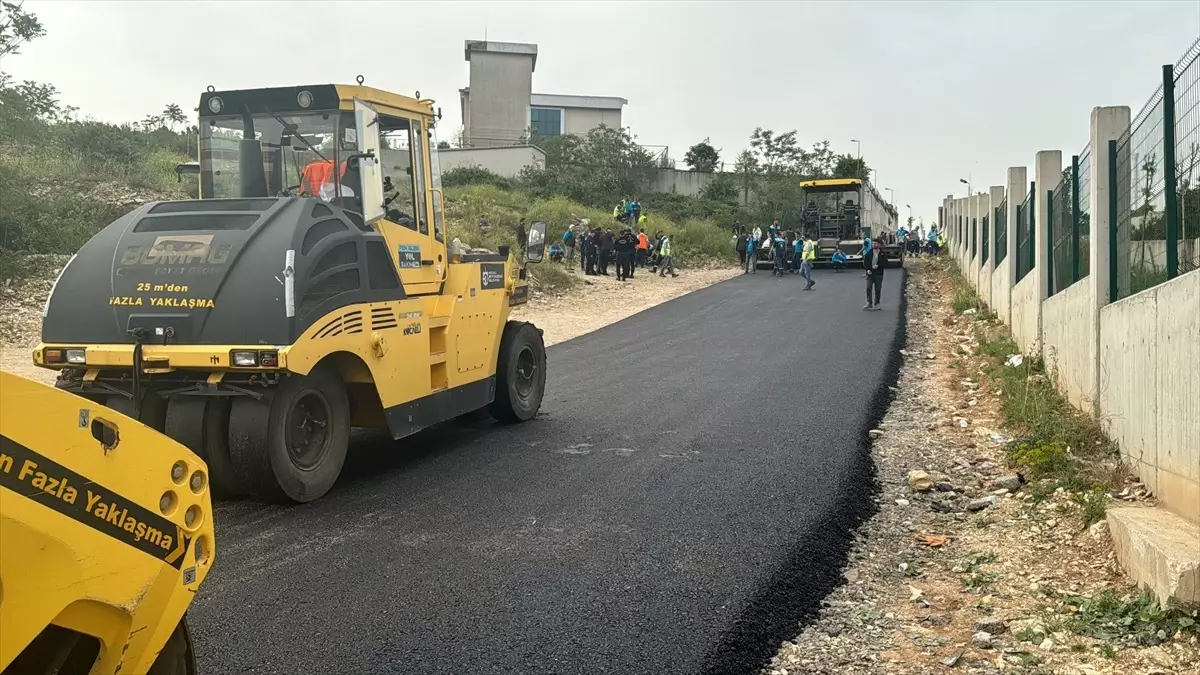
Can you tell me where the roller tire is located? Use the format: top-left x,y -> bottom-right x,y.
228,365 -> 350,503
102,391 -> 168,431
488,321 -> 546,424
147,616 -> 198,675
165,397 -> 244,499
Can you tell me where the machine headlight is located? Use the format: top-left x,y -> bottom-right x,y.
231,350 -> 257,367
207,96 -> 223,114
297,90 -> 313,108
65,348 -> 86,364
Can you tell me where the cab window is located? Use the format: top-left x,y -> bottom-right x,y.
378,115 -> 420,231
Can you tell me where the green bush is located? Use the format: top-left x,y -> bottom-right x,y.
441,165 -> 516,191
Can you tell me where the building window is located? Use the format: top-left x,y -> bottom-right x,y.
530,107 -> 562,138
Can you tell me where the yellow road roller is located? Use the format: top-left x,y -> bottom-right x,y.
0,369 -> 215,674
33,82 -> 548,503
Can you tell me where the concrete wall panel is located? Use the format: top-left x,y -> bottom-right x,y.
1011,274 -> 1041,354
1041,280 -> 1094,410
991,264 -> 1011,325
1153,271 -> 1200,524
1100,289 -> 1160,495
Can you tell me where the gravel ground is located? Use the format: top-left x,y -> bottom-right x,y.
764,258 -> 1199,675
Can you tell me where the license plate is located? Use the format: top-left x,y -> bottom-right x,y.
847,254 -> 862,261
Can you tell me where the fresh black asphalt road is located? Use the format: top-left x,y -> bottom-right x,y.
190,267 -> 905,675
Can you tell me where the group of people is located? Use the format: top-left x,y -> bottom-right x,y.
732,221 -> 912,310
613,199 -> 647,226
897,224 -> 944,256
558,225 -> 677,280
734,221 -> 818,288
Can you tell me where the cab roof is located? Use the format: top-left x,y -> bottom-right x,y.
198,84 -> 434,119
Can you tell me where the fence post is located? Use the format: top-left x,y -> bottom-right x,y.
1034,151 -> 1062,308
1088,106 -> 1132,417
1071,154 -> 1081,283
1161,63 -> 1179,279
1108,141 -> 1120,303
1029,181 -> 1037,276
1047,189 -> 1055,296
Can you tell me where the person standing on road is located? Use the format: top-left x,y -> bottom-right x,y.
800,233 -> 817,290
614,228 -> 638,281
864,236 -> 885,310
636,228 -> 650,268
584,228 -> 599,275
736,230 -> 748,268
745,230 -> 758,274
771,231 -> 787,277
657,234 -> 678,277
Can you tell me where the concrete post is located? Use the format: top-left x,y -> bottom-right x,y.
971,192 -> 984,288
958,196 -> 969,265
1034,151 -> 1063,357
1087,105 -> 1132,416
1034,151 -> 1063,304
988,186 -> 1006,273
1003,166 -> 1022,324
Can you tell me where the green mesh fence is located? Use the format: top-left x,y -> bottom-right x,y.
1174,39 -> 1200,275
982,214 -> 989,264
1078,145 -> 1092,282
1016,189 -> 1034,281
1050,172 -> 1071,295
1112,38 -> 1200,298
995,197 -> 1008,265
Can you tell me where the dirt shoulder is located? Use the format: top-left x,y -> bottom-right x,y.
513,264 -> 740,347
765,259 -> 1198,675
0,257 -> 739,383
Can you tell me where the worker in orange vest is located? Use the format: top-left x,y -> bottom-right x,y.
635,228 -> 650,268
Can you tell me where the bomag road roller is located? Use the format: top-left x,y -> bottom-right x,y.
0,369 -> 215,674
33,83 -> 549,504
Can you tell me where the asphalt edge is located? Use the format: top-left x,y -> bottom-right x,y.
699,266 -> 911,675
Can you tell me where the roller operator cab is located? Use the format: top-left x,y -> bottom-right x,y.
34,84 -> 549,504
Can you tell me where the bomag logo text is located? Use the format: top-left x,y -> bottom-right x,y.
121,235 -> 232,266
402,321 -> 422,336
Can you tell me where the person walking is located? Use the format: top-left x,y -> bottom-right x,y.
864,236 -> 885,310
736,230 -> 748,268
771,230 -> 787,277
636,228 -> 650,268
745,230 -> 758,274
800,232 -> 817,290
614,228 -> 638,281
657,234 -> 678,277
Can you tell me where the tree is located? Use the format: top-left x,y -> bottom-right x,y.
520,124 -> 657,207
162,103 -> 187,130
0,1 -> 45,58
832,153 -> 871,181
684,138 -> 720,172
700,172 -> 738,205
732,149 -> 759,205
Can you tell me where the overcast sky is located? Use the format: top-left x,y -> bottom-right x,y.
9,0 -> 1200,224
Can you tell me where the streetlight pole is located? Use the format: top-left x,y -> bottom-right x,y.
850,139 -> 862,180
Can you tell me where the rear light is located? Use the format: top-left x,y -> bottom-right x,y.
231,350 -> 257,367
43,348 -> 85,364
230,350 -> 278,368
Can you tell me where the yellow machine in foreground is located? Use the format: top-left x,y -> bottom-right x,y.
34,82 -> 548,504
0,370 -> 214,674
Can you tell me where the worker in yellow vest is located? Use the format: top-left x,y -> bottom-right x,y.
657,234 -> 678,277
800,233 -> 817,290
